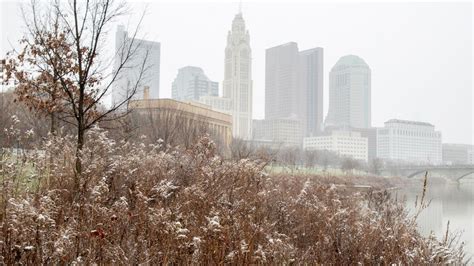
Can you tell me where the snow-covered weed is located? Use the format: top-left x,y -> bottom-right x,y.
0,128 -> 467,264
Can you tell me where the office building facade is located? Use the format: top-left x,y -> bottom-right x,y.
265,42 -> 323,137
377,119 -> 442,164
113,25 -> 161,104
325,55 -> 371,129
303,131 -> 369,162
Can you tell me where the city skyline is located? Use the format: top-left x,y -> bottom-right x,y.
1,1 -> 473,262
1,1 -> 472,144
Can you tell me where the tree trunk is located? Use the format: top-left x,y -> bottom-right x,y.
50,92 -> 57,135
74,122 -> 84,195
50,112 -> 56,135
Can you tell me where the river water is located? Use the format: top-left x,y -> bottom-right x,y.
396,179 -> 474,259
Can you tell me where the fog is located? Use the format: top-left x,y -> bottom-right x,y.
1,0 -> 472,144
0,1 -> 473,263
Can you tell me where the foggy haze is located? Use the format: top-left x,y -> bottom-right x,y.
1,0 -> 472,144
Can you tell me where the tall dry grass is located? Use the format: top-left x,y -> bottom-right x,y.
0,127 -> 467,264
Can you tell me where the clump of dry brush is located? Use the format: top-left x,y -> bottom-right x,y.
0,127 -> 467,264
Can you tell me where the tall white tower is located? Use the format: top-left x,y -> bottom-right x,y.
325,55 -> 371,129
223,12 -> 253,139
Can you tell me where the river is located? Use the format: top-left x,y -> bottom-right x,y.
396,179 -> 474,260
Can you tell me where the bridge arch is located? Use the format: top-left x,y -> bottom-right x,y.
384,165 -> 474,179
406,170 -> 428,178
456,170 -> 474,181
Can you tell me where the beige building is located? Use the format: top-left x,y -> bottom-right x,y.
303,131 -> 368,162
129,95 -> 232,148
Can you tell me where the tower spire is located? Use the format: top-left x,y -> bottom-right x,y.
238,0 -> 242,14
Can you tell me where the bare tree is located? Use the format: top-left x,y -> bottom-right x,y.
230,138 -> 255,160
304,150 -> 317,169
341,157 -> 360,173
278,147 -> 302,172
369,157 -> 383,175
5,0 -> 149,193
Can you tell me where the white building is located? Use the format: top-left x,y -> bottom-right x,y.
223,12 -> 253,140
253,118 -> 303,147
325,126 -> 378,161
325,55 -> 371,129
172,66 -> 218,101
113,25 -> 161,104
303,131 -> 368,162
377,119 -> 442,164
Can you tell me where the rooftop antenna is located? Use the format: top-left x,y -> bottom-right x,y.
238,0 -> 242,14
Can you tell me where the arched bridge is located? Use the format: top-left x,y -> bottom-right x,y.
381,165 -> 474,181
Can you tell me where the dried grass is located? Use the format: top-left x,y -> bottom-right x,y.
0,127 -> 467,264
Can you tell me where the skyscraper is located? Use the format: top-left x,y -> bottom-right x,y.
265,42 -> 300,121
172,66 -> 218,101
223,12 -> 253,139
113,25 -> 161,105
325,55 -> 371,129
265,42 -> 323,137
299,47 -> 324,136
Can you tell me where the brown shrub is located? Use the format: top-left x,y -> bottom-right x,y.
0,127 -> 467,264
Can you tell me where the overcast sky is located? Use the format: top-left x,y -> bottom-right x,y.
1,0 -> 473,144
